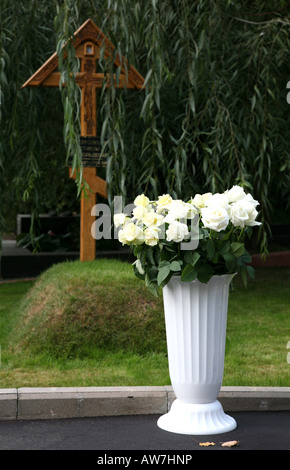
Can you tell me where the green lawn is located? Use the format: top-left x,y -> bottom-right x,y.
225,268 -> 290,386
0,260 -> 289,388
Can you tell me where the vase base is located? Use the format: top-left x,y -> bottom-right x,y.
157,399 -> 237,435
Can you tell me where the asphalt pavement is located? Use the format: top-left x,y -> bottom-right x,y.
0,411 -> 289,451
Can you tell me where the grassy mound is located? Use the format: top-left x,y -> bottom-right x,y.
15,259 -> 166,359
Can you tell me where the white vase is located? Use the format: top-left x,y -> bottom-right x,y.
157,274 -> 237,435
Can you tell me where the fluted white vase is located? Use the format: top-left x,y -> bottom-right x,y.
157,274 -> 237,435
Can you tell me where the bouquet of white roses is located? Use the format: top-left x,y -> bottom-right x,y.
114,185 -> 261,296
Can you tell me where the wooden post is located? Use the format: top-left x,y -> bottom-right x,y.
80,169 -> 96,261
79,54 -> 97,262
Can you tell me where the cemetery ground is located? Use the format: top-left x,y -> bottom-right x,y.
0,259 -> 289,389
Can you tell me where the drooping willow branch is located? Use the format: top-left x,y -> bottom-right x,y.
0,0 -> 289,257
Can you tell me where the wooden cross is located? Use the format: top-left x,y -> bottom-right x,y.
21,19 -> 145,261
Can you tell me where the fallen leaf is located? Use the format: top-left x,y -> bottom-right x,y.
221,440 -> 239,447
199,442 -> 216,447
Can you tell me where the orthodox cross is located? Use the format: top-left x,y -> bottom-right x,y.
22,19 -> 145,261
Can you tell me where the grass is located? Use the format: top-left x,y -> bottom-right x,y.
224,268 -> 290,386
0,259 -> 289,388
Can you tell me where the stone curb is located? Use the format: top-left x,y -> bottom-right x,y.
0,386 -> 290,421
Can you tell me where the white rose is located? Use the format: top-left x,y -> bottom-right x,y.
205,192 -> 230,210
244,193 -> 259,207
143,210 -> 164,227
113,213 -> 127,228
132,205 -> 148,221
118,229 -> 130,245
120,222 -> 145,245
226,185 -> 246,203
230,200 -> 261,228
134,194 -> 150,207
156,194 -> 173,213
166,221 -> 189,242
144,227 -> 160,246
163,200 -> 191,223
191,192 -> 212,209
201,206 -> 229,232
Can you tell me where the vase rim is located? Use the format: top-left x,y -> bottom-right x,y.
172,273 -> 237,277
169,272 -> 237,284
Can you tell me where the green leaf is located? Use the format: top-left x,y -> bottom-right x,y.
145,277 -> 159,297
158,274 -> 173,289
183,251 -> 200,266
221,229 -> 234,241
158,260 -> 170,269
157,265 -> 171,286
183,251 -> 194,265
240,265 -> 248,287
246,265 -> 255,279
160,249 -> 173,262
196,265 -> 215,283
154,249 -> 161,265
207,239 -> 215,259
139,250 -> 146,265
240,249 -> 252,264
223,252 -> 237,272
219,240 -> 231,255
231,242 -> 245,258
170,260 -> 182,272
181,265 -> 197,282
192,252 -> 201,266
134,245 -> 143,257
211,253 -> 220,264
146,246 -> 155,265
140,92 -> 152,119
163,243 -> 176,253
147,265 -> 158,280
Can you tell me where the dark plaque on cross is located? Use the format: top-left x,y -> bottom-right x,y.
67,137 -> 107,167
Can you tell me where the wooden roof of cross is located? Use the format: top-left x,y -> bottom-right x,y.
21,18 -> 145,90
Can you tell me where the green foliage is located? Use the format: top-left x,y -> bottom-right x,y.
0,0 -> 79,236
134,226 -> 255,294
1,0 -> 290,253
54,0 -> 84,196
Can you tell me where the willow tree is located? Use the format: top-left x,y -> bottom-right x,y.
1,0 -> 290,255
